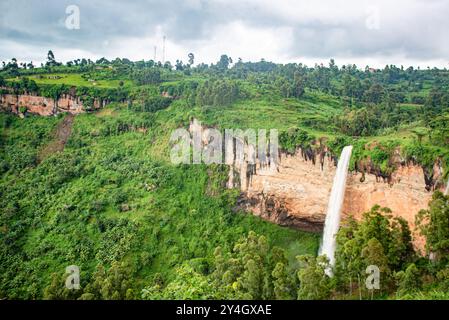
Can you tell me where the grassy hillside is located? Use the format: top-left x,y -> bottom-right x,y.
0,105 -> 319,299
7,73 -> 133,88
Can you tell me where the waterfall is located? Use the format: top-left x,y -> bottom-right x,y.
319,146 -> 353,271
445,178 -> 449,196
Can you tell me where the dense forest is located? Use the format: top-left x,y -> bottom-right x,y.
1,51 -> 449,300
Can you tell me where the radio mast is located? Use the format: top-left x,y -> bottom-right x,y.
162,36 -> 166,64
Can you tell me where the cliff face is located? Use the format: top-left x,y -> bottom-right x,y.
236,152 -> 336,232
188,118 -> 444,248
234,148 -> 444,250
343,166 -> 432,250
0,93 -> 103,116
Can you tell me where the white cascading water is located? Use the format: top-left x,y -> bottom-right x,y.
319,146 -> 353,271
445,177 -> 449,196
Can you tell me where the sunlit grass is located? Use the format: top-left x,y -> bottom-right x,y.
8,73 -> 133,88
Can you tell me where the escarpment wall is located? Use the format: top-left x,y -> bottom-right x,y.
0,93 -> 104,116
235,148 -> 445,250
237,152 -> 337,232
343,166 -> 432,250
188,118 -> 445,248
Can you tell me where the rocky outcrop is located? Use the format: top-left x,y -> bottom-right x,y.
0,93 -> 104,116
354,148 -> 445,191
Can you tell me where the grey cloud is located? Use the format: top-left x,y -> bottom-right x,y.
287,2 -> 449,62
0,0 -> 448,65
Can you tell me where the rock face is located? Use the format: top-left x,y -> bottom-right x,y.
237,152 -> 336,232
187,118 -> 445,248
0,93 -> 103,116
234,148 -> 445,250
343,166 -> 432,251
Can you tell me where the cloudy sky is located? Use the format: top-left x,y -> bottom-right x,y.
0,0 -> 448,68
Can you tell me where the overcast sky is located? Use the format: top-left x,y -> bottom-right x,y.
0,0 -> 448,68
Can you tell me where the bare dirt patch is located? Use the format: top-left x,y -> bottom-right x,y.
38,113 -> 74,162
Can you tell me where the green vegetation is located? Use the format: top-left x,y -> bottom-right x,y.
1,51 -> 449,300
7,73 -> 132,89
0,106 -> 318,299
329,195 -> 449,300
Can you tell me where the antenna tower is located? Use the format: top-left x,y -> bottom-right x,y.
162,36 -> 166,64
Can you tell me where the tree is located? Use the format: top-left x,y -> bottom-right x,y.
82,262 -> 134,300
175,59 -> 184,71
329,58 -> 338,74
47,50 -> 55,62
140,96 -> 172,112
361,238 -> 391,291
388,217 -> 415,269
334,217 -> 364,293
142,264 -> 219,299
46,50 -> 61,67
292,71 -> 305,98
132,69 -> 161,85
429,114 -> 449,147
3,58 -> 19,76
209,231 -> 284,299
411,128 -> 427,144
395,263 -> 421,295
335,206 -> 414,295
43,272 -> 83,300
163,61 -> 172,70
297,255 -> 332,300
194,79 -> 240,107
436,267 -> 449,292
272,262 -> 295,300
416,191 -> 449,264
96,57 -> 110,65
217,54 -> 232,71
343,74 -> 363,101
364,83 -> 385,104
239,258 -> 264,299
274,76 -> 294,98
